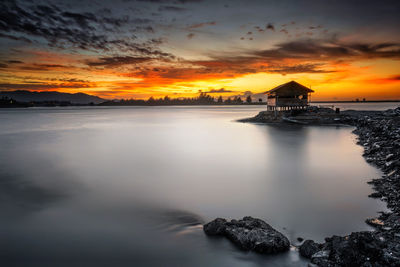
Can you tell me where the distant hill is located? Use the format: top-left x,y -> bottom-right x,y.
0,90 -> 105,104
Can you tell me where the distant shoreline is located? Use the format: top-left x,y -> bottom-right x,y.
311,100 -> 400,103
2,98 -> 400,108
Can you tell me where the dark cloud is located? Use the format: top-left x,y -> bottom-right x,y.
309,25 -> 322,30
0,83 -> 91,90
0,33 -> 32,43
86,56 -> 153,67
187,21 -> 216,29
18,64 -> 67,71
0,63 -> 7,68
254,26 -> 264,33
267,63 -> 334,74
252,39 -> 400,60
136,0 -> 202,3
205,88 -> 233,93
280,29 -> 288,35
158,6 -> 186,11
0,0 -> 163,55
51,78 -> 90,83
177,39 -> 400,77
266,23 -> 275,31
7,60 -> 23,64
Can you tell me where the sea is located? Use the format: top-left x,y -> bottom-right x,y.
0,102 -> 397,266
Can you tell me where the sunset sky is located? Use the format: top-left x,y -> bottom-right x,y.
0,0 -> 400,100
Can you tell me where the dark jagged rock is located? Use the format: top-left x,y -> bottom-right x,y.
309,232 -> 391,266
299,240 -> 321,258
203,216 -> 290,254
203,218 -> 227,235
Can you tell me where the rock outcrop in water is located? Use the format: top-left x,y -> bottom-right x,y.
203,216 -> 290,254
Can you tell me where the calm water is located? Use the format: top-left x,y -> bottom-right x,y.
0,105 -> 390,267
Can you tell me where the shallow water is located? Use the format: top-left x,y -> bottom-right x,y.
0,105 -> 388,266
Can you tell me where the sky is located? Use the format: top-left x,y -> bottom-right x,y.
0,0 -> 400,100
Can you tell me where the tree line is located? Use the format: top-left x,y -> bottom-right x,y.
99,93 -> 264,106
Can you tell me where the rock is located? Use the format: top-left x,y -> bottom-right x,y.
366,218 -> 384,228
203,218 -> 226,235
304,232 -> 388,266
203,216 -> 290,254
310,250 -> 331,266
297,237 -> 304,242
299,240 -> 321,258
369,192 -> 383,198
386,154 -> 395,161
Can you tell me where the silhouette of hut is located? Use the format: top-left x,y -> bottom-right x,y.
265,81 -> 314,111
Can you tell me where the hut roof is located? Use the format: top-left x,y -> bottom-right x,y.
265,81 -> 314,96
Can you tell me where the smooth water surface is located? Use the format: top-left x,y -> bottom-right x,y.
0,106 -> 387,266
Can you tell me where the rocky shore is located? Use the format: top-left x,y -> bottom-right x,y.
206,106 -> 400,266
297,107 -> 400,266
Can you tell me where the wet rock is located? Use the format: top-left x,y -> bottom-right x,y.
310,250 -> 330,266
299,240 -> 321,258
297,237 -> 304,242
203,216 -> 290,254
203,218 -> 227,235
369,192 -> 383,198
366,217 -> 384,228
304,231 -> 391,266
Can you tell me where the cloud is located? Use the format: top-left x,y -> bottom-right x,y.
309,25 -> 323,30
158,6 -> 186,11
187,33 -> 195,39
187,21 -> 216,29
266,23 -> 275,31
0,82 -> 92,91
254,26 -> 264,33
251,39 -> 400,61
0,33 -> 31,43
204,88 -> 233,93
267,63 -> 334,74
366,74 -> 400,84
18,64 -> 67,71
7,60 -> 23,64
0,1 -> 164,55
136,0 -> 202,3
86,56 -> 154,67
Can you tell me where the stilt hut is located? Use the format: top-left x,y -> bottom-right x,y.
265,81 -> 314,111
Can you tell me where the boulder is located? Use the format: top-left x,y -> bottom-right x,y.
299,240 -> 321,258
203,216 -> 290,254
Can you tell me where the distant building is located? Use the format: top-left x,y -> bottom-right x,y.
265,81 -> 314,111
